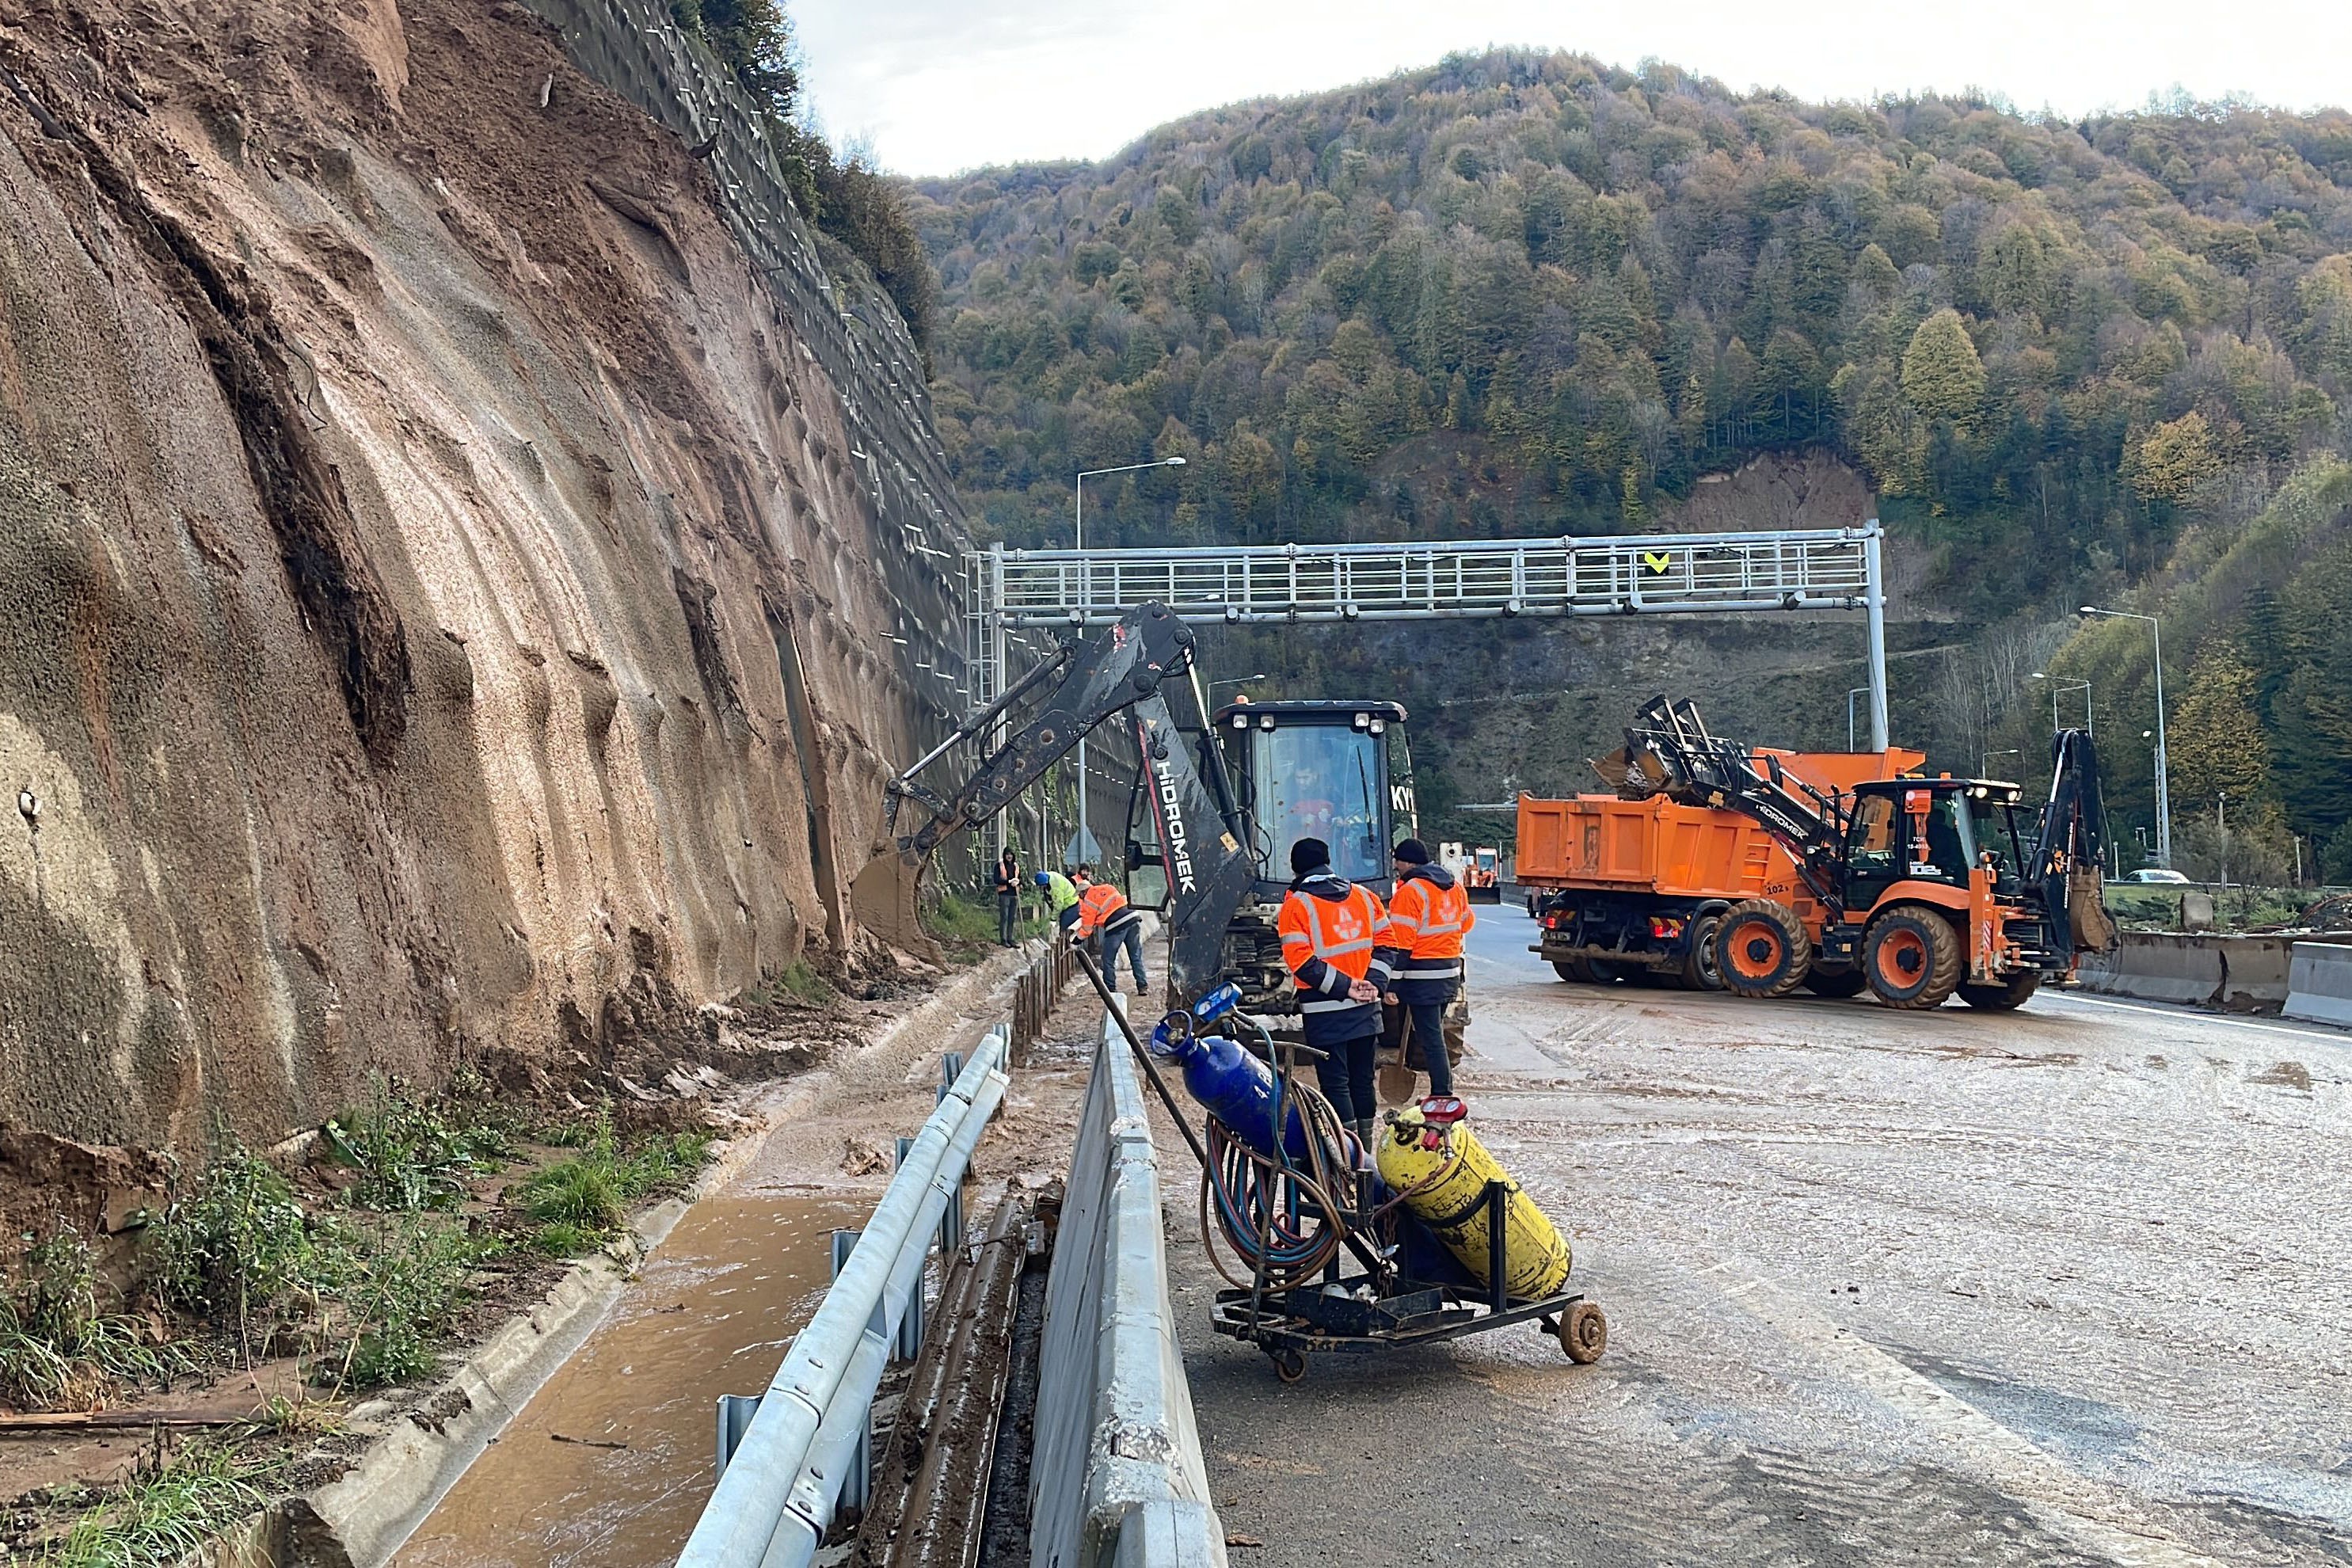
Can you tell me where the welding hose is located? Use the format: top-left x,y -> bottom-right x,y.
1193,1015 -> 1372,1292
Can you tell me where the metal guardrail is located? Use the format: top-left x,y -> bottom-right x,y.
677,1028 -> 1011,1568
1028,1003 -> 1227,1568
1010,939 -> 1079,1062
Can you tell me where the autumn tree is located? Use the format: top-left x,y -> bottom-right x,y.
1899,309 -> 1986,428
2168,641 -> 2270,810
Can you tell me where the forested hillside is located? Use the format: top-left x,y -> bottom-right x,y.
908,51 -> 2352,878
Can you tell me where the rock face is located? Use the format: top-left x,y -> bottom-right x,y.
0,0 -> 951,1155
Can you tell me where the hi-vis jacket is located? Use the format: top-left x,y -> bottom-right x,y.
1277,875 -> 1392,1015
1380,863 -> 1474,984
1075,881 -> 1141,938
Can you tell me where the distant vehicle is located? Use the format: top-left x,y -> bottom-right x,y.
2125,868 -> 2191,885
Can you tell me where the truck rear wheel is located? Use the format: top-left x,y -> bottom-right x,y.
1958,972 -> 2041,1010
1551,957 -> 1597,984
1801,965 -> 1869,999
1713,900 -> 1812,998
1864,908 -> 1962,1009
1680,913 -> 1725,991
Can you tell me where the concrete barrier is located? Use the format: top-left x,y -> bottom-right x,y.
2076,931 -> 2227,1007
1028,1005 -> 1226,1568
2285,942 -> 2352,1028
2077,932 -> 2343,1012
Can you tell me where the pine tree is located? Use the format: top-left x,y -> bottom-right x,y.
2169,641 -> 2271,810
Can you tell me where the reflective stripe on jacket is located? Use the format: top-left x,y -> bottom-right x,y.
1277,878 -> 1391,1014
1075,881 -> 1138,938
1382,865 -> 1474,981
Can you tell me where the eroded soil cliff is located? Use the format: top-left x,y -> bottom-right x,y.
0,0 -> 939,1193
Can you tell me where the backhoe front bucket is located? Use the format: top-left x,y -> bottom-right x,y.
849,847 -> 946,965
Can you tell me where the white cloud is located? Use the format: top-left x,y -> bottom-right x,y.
789,0 -> 2352,176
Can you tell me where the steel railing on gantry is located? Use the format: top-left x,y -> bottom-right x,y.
965,521 -> 1891,750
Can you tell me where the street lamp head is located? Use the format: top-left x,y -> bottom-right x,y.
1163,455 -> 1187,466
2030,671 -> 2046,680
2142,729 -> 2153,739
2078,605 -> 2098,615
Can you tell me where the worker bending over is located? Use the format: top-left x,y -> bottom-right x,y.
1074,868 -> 1150,995
1277,837 -> 1390,1146
1033,867 -> 1080,934
1380,837 -> 1473,1102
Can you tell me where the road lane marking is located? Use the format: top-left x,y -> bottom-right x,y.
2042,991 -> 2352,1047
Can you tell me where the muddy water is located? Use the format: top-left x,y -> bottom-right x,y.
396,1194 -> 864,1568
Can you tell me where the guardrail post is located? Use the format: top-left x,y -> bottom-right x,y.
893,1138 -> 923,1361
830,1230 -> 871,1513
938,1051 -> 963,1105
714,1395 -> 763,1479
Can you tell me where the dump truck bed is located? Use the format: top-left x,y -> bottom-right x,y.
1517,748 -> 1925,900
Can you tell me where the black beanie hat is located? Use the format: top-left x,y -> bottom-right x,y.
1392,838 -> 1432,866
1290,837 -> 1331,877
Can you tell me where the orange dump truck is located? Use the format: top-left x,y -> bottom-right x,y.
1518,748 -> 1924,991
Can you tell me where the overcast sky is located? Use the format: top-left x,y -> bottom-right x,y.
788,0 -> 2352,177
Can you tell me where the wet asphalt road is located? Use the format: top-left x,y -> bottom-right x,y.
1168,905 -> 2352,1566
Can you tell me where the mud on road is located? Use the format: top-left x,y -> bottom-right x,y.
1171,906 -> 2352,1566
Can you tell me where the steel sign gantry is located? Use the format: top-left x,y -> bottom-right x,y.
965,523 -> 1893,750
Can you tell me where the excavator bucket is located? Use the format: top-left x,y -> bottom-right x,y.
849,847 -> 946,965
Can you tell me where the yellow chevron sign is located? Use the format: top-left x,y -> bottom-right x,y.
1642,550 -> 1673,574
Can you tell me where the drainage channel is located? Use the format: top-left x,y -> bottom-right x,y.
395,1193 -> 865,1568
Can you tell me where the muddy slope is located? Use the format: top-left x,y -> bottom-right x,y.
0,0 -> 945,1165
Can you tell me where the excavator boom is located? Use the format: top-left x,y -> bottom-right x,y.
849,603 -> 1257,1001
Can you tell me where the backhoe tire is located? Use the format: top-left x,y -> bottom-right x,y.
1713,900 -> 1812,999
1864,907 -> 1963,1009
1959,972 -> 2042,1010
1801,965 -> 1870,999
1680,913 -> 1726,991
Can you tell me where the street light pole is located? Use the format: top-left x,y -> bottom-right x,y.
2082,607 -> 2170,867
1848,687 -> 1869,752
1069,456 -> 1187,870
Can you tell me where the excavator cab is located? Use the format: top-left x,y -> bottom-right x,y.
1216,700 -> 1410,901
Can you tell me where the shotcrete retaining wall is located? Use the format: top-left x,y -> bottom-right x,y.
0,0 -> 970,1190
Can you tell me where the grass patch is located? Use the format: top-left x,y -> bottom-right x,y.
530,1222 -> 601,1258
516,1113 -> 713,1245
39,1440 -> 280,1568
923,891 -> 1049,955
0,1230 -> 187,1414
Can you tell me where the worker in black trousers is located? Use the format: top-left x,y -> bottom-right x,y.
1277,837 -> 1391,1146
992,847 -> 1021,946
1379,838 -> 1473,1103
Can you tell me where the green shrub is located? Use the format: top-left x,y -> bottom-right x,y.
323,1084 -> 509,1212
531,1222 -> 600,1258
334,1218 -> 497,1391
147,1146 -> 320,1337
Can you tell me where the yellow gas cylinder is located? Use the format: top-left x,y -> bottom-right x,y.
1376,1106 -> 1571,1298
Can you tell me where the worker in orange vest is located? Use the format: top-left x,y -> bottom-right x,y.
1378,837 -> 1473,1102
1277,836 -> 1391,1145
1074,869 -> 1149,994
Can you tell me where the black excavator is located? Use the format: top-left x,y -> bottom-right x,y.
1613,697 -> 2118,1009
848,602 -> 1417,1014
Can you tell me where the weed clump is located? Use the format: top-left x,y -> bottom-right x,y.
0,1229 -> 185,1413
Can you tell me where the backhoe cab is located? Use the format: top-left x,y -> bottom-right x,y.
1187,699 -> 1414,1015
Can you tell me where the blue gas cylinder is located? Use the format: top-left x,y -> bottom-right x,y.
1148,1007 -> 1311,1158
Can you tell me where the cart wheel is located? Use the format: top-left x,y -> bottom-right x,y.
1558,1301 -> 1608,1364
1272,1349 -> 1307,1383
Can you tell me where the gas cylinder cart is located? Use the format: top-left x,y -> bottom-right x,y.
1078,951 -> 1606,1384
